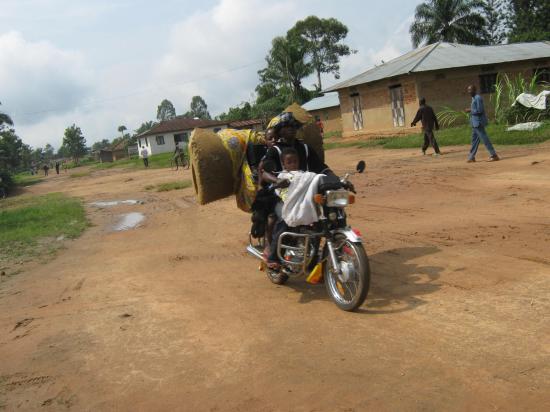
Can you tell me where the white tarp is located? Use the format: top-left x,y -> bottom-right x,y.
506,122 -> 543,132
514,90 -> 550,110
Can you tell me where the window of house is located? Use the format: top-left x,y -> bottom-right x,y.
389,85 -> 405,127
174,132 -> 189,144
350,94 -> 363,131
534,67 -> 550,84
213,127 -> 222,133
155,136 -> 165,145
479,73 -> 497,94
324,110 -> 329,121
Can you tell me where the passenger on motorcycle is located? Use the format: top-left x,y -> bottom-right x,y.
261,112 -> 333,270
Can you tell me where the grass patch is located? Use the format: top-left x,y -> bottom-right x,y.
326,122 -> 550,150
95,152 -> 182,170
152,180 -> 192,192
13,172 -> 44,187
70,171 -> 91,178
323,130 -> 342,139
0,193 -> 88,264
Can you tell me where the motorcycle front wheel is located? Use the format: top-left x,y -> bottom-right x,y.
324,237 -> 370,311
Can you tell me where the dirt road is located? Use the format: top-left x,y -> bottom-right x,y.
1,143 -> 549,411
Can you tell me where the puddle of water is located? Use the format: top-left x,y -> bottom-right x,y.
112,212 -> 145,231
91,200 -> 141,207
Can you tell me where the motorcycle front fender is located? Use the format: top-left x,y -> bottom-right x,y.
331,228 -> 363,243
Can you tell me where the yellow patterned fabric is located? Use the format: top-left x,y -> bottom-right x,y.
216,128 -> 265,212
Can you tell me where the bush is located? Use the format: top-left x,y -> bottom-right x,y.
0,170 -> 15,196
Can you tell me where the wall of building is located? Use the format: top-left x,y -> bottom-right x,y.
416,59 -> 550,127
338,58 -> 550,137
338,77 -> 418,137
138,125 -> 228,157
309,106 -> 342,134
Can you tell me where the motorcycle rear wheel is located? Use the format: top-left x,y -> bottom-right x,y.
324,238 -> 370,311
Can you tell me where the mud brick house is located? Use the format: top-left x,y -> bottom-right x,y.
136,117 -> 229,157
98,140 -> 129,163
325,41 -> 550,138
302,92 -> 342,135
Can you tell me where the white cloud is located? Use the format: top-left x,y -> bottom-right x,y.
154,0 -> 298,115
0,31 -> 93,125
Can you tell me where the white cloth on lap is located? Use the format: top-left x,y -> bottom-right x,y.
282,171 -> 324,227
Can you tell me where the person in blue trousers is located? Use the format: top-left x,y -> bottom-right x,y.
465,85 -> 500,163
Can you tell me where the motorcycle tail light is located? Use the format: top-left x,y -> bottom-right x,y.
348,194 -> 355,204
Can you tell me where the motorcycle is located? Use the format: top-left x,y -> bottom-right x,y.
247,161 -> 370,312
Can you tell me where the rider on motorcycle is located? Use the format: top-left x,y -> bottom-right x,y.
261,112 -> 335,271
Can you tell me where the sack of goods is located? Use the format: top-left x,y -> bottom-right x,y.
188,103 -> 324,212
189,128 -> 264,211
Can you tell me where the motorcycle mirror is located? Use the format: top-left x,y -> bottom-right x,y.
356,160 -> 366,174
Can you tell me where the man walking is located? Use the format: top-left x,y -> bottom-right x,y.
465,85 -> 499,162
140,146 -> 149,168
55,160 -> 60,174
411,97 -> 441,156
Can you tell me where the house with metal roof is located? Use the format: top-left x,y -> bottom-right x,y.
136,117 -> 229,157
302,92 -> 342,135
324,41 -> 550,137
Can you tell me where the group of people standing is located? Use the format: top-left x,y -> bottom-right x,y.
39,160 -> 66,176
411,84 -> 499,162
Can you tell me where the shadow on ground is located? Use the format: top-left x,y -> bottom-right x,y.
284,246 -> 442,314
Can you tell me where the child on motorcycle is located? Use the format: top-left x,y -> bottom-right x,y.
266,147 -> 303,270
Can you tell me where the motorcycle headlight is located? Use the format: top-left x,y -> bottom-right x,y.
325,190 -> 349,207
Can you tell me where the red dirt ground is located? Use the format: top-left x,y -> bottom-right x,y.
1,143 -> 549,411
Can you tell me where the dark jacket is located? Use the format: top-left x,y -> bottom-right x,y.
411,104 -> 439,131
263,140 -> 328,174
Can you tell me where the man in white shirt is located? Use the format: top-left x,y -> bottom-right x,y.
140,146 -> 149,168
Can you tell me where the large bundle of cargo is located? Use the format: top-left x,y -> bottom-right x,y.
188,103 -> 324,212
189,128 -> 264,211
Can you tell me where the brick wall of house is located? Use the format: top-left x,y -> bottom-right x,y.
309,106 -> 342,134
416,59 -> 550,126
339,78 -> 419,137
338,58 -> 550,137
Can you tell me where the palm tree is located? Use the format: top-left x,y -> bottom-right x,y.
410,0 -> 488,47
117,125 -> 127,139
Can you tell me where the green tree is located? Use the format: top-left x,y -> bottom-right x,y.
184,96 -> 211,119
258,35 -> 314,104
0,129 -> 24,171
117,125 -> 127,139
217,102 -> 252,122
289,16 -> 354,91
482,0 -> 506,44
0,102 -> 14,131
410,0 -> 488,47
91,139 -> 111,152
156,99 -> 176,121
62,124 -> 87,164
506,0 -> 550,42
135,121 -> 155,135
43,143 -> 55,162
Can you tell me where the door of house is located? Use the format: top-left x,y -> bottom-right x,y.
351,95 -> 364,131
389,85 -> 405,127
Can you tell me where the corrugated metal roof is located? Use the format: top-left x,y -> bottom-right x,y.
325,41 -> 550,92
228,119 -> 263,128
302,92 -> 340,111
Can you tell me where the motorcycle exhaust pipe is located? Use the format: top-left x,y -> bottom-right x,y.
246,245 -> 264,261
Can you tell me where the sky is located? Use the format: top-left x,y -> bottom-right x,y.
0,0 -> 420,149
